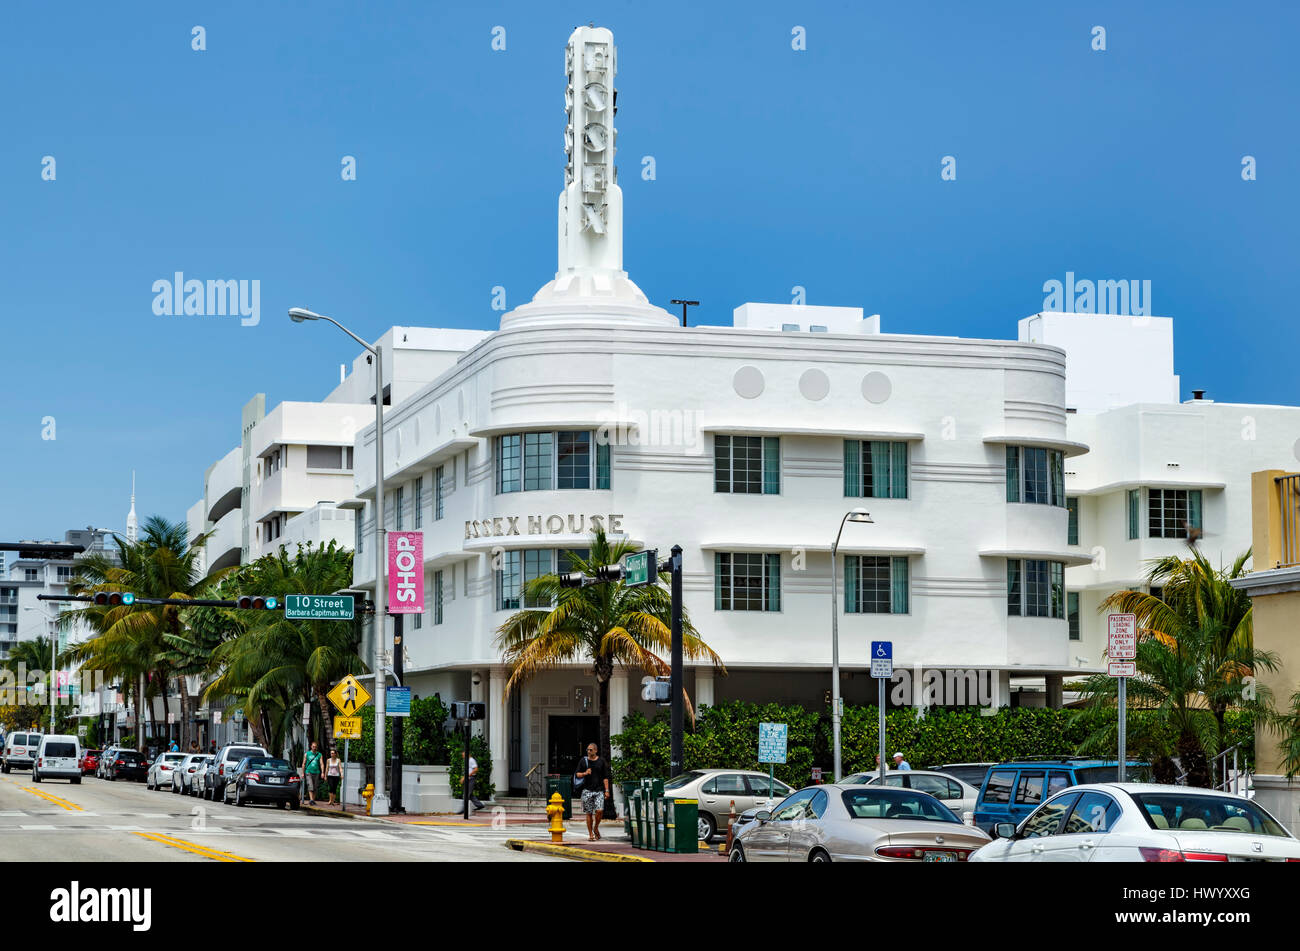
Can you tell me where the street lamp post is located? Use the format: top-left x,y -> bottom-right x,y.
23,606 -> 58,732
829,508 -> 872,782
289,307 -> 390,815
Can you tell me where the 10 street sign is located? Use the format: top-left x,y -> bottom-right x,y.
285,594 -> 355,620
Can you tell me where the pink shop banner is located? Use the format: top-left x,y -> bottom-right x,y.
387,531 -> 424,614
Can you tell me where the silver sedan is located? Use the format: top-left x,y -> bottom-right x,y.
729,785 -> 991,862
171,754 -> 212,794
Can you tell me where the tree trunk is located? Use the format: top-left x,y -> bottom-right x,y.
137,673 -> 147,752
177,675 -> 190,749
317,684 -> 333,757
1177,732 -> 1211,787
597,671 -> 611,760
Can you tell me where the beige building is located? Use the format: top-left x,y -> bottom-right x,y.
1230,469 -> 1300,834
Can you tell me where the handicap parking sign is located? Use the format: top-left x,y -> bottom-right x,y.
870,641 -> 893,678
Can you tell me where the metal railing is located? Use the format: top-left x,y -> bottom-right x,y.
1212,743 -> 1251,797
524,761 -> 546,808
1279,474 -> 1300,568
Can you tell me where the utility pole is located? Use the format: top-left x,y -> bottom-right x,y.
668,545 -> 684,778
391,614 -> 404,813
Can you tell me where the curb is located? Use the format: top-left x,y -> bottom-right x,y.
505,838 -> 654,862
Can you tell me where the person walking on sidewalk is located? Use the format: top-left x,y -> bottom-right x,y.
301,741 -> 323,805
460,749 -> 483,816
325,747 -> 343,807
577,743 -> 612,842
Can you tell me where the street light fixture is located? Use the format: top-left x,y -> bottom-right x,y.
288,306 -> 391,815
830,507 -> 872,782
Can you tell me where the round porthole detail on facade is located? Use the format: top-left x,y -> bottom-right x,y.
733,365 -> 765,399
799,368 -> 830,402
862,371 -> 892,404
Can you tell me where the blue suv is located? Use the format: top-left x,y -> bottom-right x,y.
972,759 -> 1148,833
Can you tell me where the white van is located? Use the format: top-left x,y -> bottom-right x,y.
33,735 -> 81,784
2,732 -> 44,772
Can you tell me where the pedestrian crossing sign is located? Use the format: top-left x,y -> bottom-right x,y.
333,716 -> 362,740
328,675 -> 372,716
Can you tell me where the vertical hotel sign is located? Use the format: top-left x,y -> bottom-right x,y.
388,531 -> 424,614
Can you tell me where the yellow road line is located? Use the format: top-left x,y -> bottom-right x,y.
132,831 -> 255,863
2,778 -> 83,811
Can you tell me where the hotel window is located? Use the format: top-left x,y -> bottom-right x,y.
434,465 -> 445,520
781,323 -> 800,332
714,435 -> 780,494
496,431 -> 605,493
56,566 -> 74,583
1005,447 -> 1065,506
413,476 -> 424,529
306,445 -> 352,470
843,440 -> 908,499
714,553 -> 781,612
395,486 -> 405,531
810,325 -> 828,333
496,549 -> 589,611
844,556 -> 909,614
1148,489 -> 1201,539
1128,489 -> 1140,539
1007,559 -> 1065,619
1067,592 -> 1080,640
433,570 -> 444,625
24,569 -> 38,582
1066,497 -> 1079,545
355,513 -> 364,555
412,605 -> 422,630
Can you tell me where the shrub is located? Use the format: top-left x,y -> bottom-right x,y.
447,732 -> 495,800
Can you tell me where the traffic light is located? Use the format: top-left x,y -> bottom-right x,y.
593,565 -> 623,583
558,572 -> 586,588
236,595 -> 279,610
451,701 -> 486,720
92,591 -> 135,607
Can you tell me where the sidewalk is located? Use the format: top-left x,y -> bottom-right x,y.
505,836 -> 721,863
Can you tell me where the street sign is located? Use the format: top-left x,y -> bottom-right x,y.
811,766 -> 823,782
387,531 -> 424,614
871,641 -> 893,678
1108,613 -> 1137,660
167,712 -> 175,724
212,710 -> 222,725
1108,661 -> 1137,677
327,675 -> 372,716
301,700 -> 312,726
333,715 -> 362,740
758,721 -> 788,764
386,686 -> 411,717
285,594 -> 355,620
623,549 -> 657,587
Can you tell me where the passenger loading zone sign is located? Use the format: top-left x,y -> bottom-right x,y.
1108,613 -> 1137,660
758,722 -> 788,764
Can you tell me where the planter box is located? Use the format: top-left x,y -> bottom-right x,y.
340,762 -> 486,814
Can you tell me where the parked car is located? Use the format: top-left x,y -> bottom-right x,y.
970,783 -> 1300,862
172,754 -> 211,794
96,746 -> 121,779
202,743 -> 270,801
865,770 -> 980,820
972,759 -> 1149,833
102,749 -> 148,781
146,752 -> 187,790
33,735 -> 82,784
80,749 -> 102,775
2,732 -> 44,773
224,756 -> 302,808
660,769 -> 796,842
728,785 -> 991,862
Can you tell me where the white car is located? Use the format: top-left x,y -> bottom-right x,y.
970,782 -> 1300,862
146,752 -> 186,790
2,732 -> 44,773
171,754 -> 212,794
843,769 -> 980,821
33,735 -> 81,784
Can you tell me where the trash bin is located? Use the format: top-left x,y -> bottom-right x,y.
665,798 -> 699,853
545,775 -> 573,819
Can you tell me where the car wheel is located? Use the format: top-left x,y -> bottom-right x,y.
809,849 -> 831,863
72,776 -> 81,785
235,786 -> 246,807
32,771 -> 40,783
728,844 -> 746,863
146,775 -> 154,790
2,763 -> 9,774
698,813 -> 717,843
278,801 -> 288,809
289,799 -> 300,810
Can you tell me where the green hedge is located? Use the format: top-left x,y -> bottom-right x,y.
343,697 -> 495,799
612,701 -> 1257,784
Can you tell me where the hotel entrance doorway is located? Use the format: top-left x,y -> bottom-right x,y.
548,715 -> 599,776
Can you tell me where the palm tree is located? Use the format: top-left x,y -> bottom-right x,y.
2,636 -> 57,730
1080,549 -> 1277,785
205,541 -> 362,756
495,528 -> 725,761
64,516 -> 220,751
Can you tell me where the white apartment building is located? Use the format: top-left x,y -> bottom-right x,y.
1021,312 -> 1300,672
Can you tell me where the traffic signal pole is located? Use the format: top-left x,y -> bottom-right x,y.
669,545 -> 684,779
391,613 -> 404,814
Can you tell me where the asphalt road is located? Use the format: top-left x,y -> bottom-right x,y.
0,771 -> 557,863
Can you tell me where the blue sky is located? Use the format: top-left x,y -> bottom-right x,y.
2,1 -> 1296,540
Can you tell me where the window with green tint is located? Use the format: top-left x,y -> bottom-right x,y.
413,476 -> 424,529
1007,559 -> 1066,618
1006,447 -> 1020,502
1066,497 -> 1079,545
843,440 -> 908,498
1128,489 -> 1140,539
496,550 -> 521,610
844,555 -> 908,614
434,464 -> 445,520
1068,591 -> 1080,640
1007,446 -> 1065,507
596,441 -> 610,489
1007,560 -> 1021,616
1148,488 -> 1202,538
433,570 -> 444,625
714,435 -> 779,494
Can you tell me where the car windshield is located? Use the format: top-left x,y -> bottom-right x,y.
247,758 -> 290,770
840,789 -> 961,823
119,753 -> 143,762
1072,765 -> 1151,784
663,771 -> 705,791
227,747 -> 263,761
162,753 -> 184,762
45,743 -> 76,757
1132,792 -> 1291,837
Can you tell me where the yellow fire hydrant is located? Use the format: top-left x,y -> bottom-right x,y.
546,791 -> 566,843
361,783 -> 375,815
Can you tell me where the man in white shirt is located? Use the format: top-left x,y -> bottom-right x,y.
460,750 -> 484,815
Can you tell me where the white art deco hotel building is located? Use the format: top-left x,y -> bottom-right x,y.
341,26 -> 1092,792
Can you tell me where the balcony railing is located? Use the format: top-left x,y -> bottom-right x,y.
1279,473 -> 1300,568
